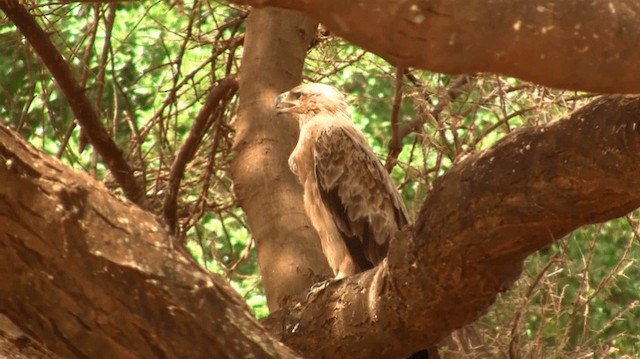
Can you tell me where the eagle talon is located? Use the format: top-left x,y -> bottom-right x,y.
305,278 -> 340,301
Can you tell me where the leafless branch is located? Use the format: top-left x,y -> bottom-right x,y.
162,75 -> 238,233
384,66 -> 405,172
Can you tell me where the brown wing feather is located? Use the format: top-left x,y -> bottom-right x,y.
314,125 -> 409,267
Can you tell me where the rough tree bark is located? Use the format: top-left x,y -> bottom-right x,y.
230,8 -> 333,311
227,0 -> 640,94
0,125 -> 298,358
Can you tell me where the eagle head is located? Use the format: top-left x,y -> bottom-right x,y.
275,83 -> 349,124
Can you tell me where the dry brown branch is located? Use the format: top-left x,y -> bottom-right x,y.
56,3 -> 101,159
383,66 -> 405,172
162,76 -> 238,233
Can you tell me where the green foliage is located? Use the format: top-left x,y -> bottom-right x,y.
1,1 -> 638,354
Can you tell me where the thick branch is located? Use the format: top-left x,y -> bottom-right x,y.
230,0 -> 640,93
264,95 -> 640,358
0,125 -> 297,358
0,0 -> 146,207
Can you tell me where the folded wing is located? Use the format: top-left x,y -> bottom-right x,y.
314,125 -> 409,269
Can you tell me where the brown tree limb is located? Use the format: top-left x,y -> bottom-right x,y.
0,0 -> 146,207
78,2 -> 117,154
0,123 -> 299,358
263,95 -> 640,358
227,0 -> 640,94
56,3 -> 101,160
163,76 -> 238,233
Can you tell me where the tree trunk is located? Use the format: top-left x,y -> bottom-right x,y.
229,0 -> 640,94
231,8 -> 332,311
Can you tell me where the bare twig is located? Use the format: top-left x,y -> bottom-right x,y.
508,255 -> 560,359
162,75 -> 238,233
399,75 -> 471,139
384,66 -> 404,172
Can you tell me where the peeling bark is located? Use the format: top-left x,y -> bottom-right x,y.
229,0 -> 640,93
0,125 -> 298,358
263,95 -> 640,358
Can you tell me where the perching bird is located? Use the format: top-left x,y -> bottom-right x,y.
275,83 -> 410,279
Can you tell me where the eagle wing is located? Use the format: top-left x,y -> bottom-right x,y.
314,125 -> 409,269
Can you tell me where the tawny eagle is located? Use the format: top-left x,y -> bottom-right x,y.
275,83 -> 410,278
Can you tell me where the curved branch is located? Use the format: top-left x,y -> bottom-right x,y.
229,0 -> 640,93
0,0 -> 146,207
264,95 -> 640,358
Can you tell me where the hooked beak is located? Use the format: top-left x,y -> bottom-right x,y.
274,91 -> 298,113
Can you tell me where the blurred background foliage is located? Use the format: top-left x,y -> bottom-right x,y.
0,1 -> 638,356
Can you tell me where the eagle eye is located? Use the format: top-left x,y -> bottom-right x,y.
290,90 -> 303,100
